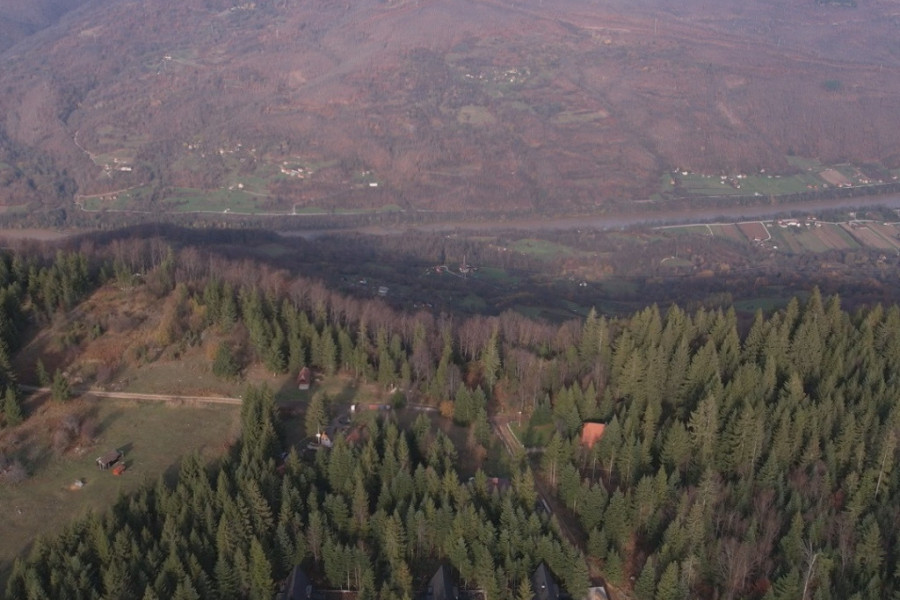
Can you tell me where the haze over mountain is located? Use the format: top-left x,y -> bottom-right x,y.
1,0 -> 899,215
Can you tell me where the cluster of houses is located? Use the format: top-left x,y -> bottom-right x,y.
280,164 -> 307,179
775,218 -> 819,229
283,366 -> 612,599
278,562 -> 608,600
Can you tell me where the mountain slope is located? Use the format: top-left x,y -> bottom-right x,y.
1,0 -> 899,216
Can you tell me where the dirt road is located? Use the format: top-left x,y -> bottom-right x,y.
490,416 -> 585,548
21,385 -> 242,406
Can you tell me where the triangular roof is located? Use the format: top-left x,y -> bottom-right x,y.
427,564 -> 459,600
283,565 -> 312,600
532,562 -> 562,600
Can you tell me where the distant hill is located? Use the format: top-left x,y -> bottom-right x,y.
0,0 -> 90,52
1,0 -> 899,218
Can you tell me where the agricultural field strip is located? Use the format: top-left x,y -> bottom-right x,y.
863,223 -> 900,250
659,220 -> 900,250
842,223 -> 896,251
737,221 -> 770,242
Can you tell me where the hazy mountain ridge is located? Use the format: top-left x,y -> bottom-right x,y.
0,0 -> 92,52
1,0 -> 899,215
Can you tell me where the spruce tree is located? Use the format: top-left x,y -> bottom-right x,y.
2,386 -> 23,426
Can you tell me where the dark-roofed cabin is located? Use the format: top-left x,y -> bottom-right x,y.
531,562 -> 562,600
280,565 -> 312,600
425,565 -> 459,600
96,450 -> 122,470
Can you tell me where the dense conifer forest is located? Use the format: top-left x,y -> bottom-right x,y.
6,386 -> 586,599
1,236 -> 899,599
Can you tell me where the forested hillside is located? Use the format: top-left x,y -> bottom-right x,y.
1,235 -> 899,599
0,249 -> 91,430
6,385 -> 586,599
551,295 -> 900,600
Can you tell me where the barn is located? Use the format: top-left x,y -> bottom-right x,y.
96,449 -> 123,470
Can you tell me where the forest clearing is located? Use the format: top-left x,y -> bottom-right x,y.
0,397 -> 240,585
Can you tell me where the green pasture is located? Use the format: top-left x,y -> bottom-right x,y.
223,175 -> 271,195
831,225 -> 862,249
550,110 -> 609,125
665,156 -> 897,199
595,278 -> 639,297
786,156 -> 824,171
162,188 -> 261,213
509,238 -> 581,260
459,293 -> 488,312
457,105 -> 497,126
253,243 -> 292,258
659,256 -> 693,268
476,267 -> 520,285
80,196 -> 126,211
733,287 -> 808,313
792,229 -> 830,253
661,225 -> 713,236
80,187 -> 154,211
560,299 -> 589,317
0,399 -> 239,586
672,172 -> 814,197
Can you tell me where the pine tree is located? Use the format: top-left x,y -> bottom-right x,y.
481,328 -> 501,392
173,576 -> 200,600
687,394 -> 718,468
248,538 -> 273,600
212,343 -> 240,380
264,322 -> 287,374
318,327 -> 338,375
35,358 -> 50,387
2,386 -> 23,426
516,576 -> 534,600
306,393 -> 328,439
50,369 -> 71,402
655,562 -> 682,600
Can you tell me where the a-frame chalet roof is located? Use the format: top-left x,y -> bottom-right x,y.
426,564 -> 459,600
531,562 -> 562,600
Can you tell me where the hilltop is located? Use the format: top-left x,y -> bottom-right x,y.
1,0 -> 900,218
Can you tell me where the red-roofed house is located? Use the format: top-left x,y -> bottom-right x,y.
580,423 -> 606,449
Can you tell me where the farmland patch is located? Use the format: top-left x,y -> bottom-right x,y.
842,224 -> 895,250
709,223 -> 745,244
737,221 -> 768,242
